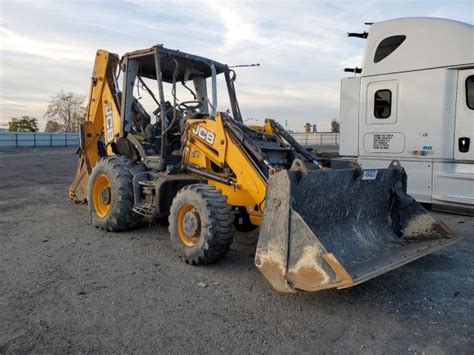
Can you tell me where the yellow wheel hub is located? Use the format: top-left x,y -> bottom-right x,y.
177,203 -> 201,247
92,174 -> 112,218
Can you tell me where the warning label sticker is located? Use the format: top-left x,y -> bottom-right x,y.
105,104 -> 114,143
364,132 -> 405,153
372,133 -> 394,150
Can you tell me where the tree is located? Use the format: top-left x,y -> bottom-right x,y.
8,116 -> 39,132
44,120 -> 64,132
331,118 -> 340,133
304,122 -> 312,133
44,91 -> 86,132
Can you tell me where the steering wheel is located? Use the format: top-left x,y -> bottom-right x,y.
178,100 -> 203,112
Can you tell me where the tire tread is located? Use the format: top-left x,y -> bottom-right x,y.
168,184 -> 234,265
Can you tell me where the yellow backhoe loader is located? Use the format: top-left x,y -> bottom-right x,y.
69,45 -> 459,292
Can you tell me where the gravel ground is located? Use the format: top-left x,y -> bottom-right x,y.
1,148 -> 473,354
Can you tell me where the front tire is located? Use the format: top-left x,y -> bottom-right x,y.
168,184 -> 234,265
87,156 -> 143,231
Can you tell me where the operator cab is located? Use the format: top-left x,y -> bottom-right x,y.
114,45 -> 243,170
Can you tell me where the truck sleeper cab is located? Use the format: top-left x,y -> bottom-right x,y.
339,17 -> 474,214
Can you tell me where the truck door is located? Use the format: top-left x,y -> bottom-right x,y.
455,69 -> 474,161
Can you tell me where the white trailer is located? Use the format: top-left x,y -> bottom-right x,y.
339,17 -> 474,214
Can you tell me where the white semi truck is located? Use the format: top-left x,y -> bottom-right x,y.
339,17 -> 474,214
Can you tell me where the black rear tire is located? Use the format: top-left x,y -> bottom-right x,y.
87,156 -> 144,231
168,184 -> 234,265
233,208 -> 258,232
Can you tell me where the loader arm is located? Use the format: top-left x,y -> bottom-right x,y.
182,113 -> 269,225
69,50 -> 122,202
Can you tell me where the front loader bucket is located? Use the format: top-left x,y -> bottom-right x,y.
255,167 -> 460,293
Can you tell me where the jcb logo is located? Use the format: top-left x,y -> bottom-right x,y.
191,125 -> 215,145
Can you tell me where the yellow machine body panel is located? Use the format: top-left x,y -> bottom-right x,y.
183,113 -> 267,224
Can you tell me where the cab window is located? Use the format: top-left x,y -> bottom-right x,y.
466,75 -> 474,110
374,90 -> 391,119
374,35 -> 406,63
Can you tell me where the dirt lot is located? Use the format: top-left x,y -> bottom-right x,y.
1,148 -> 473,354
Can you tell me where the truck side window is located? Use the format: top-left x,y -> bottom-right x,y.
466,75 -> 474,110
374,90 -> 391,118
374,35 -> 406,63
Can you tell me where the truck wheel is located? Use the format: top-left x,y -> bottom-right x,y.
87,156 -> 143,231
233,208 -> 258,232
169,184 -> 234,265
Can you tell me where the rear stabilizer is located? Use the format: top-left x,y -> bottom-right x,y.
68,152 -> 90,203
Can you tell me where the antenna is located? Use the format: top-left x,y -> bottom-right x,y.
228,63 -> 260,68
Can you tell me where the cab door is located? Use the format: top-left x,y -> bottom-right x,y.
455,69 -> 474,161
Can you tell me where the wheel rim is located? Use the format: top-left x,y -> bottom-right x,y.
177,203 -> 201,247
92,174 -> 112,218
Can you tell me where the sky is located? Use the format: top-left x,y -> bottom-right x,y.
0,0 -> 473,131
